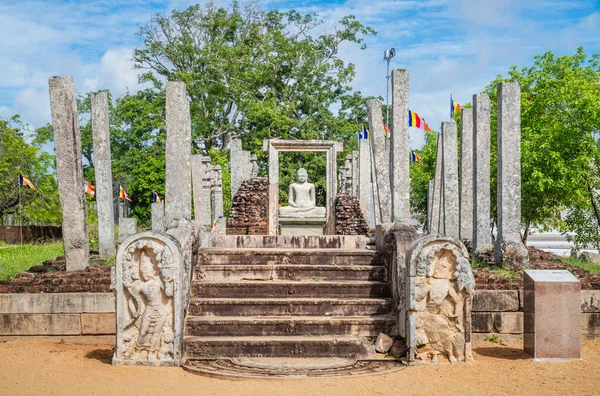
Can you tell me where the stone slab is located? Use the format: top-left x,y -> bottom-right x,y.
581,290 -> 600,312
367,99 -> 391,224
472,290 -> 520,312
0,314 -> 81,335
524,270 -> 581,359
472,93 -> 492,254
471,312 -> 494,333
459,108 -> 473,241
81,313 -> 116,335
390,69 -> 410,223
441,120 -> 459,238
0,293 -> 115,314
493,312 -> 523,334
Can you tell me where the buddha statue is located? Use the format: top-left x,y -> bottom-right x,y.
278,168 -> 326,218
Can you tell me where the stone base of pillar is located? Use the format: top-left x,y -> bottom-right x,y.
495,240 -> 529,271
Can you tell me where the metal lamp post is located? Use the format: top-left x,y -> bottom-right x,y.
383,48 -> 396,129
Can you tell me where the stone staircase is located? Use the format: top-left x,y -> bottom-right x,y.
183,236 -> 395,359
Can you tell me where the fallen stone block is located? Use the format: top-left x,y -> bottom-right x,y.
375,333 -> 393,353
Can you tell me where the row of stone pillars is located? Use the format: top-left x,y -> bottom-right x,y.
48,77 -> 224,271
427,82 -> 528,269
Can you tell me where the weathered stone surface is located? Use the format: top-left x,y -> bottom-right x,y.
227,178 -> 269,235
442,121 -> 459,238
335,193 -> 369,235
165,81 -> 192,226
211,166 -> 226,235
91,91 -> 116,258
389,339 -> 407,358
390,69 -> 410,223
581,290 -> 600,312
580,251 -> 600,265
405,235 -> 475,363
0,313 -> 81,335
279,217 -> 325,236
49,76 -> 89,271
493,312 -> 523,334
459,108 -> 473,241
524,270 -> 581,359
351,150 -> 359,197
375,332 -> 393,353
472,290 -> 519,312
81,313 -> 116,334
430,134 -> 443,234
358,138 -> 371,218
230,139 -> 258,201
118,218 -> 137,244
495,82 -> 528,269
114,231 -> 185,366
426,180 -> 433,234
582,313 -> 600,335
473,93 -> 492,254
151,202 -> 165,232
191,155 -> 212,227
367,99 -> 391,224
471,312 -> 494,332
0,293 -> 115,314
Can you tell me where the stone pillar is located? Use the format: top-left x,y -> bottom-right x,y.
390,69 -> 410,223
117,217 -> 137,243
151,202 -> 165,232
351,150 -> 359,197
191,155 -> 212,227
367,99 -> 391,224
48,76 -> 89,271
426,179 -> 434,233
267,142 -> 279,236
230,139 -> 254,201
211,165 -> 225,235
90,92 -> 116,258
430,134 -> 443,234
325,144 -> 339,235
165,81 -> 192,227
459,108 -> 474,241
495,82 -> 528,269
442,121 -> 459,238
358,139 -> 370,212
344,154 -> 353,194
473,93 -> 493,254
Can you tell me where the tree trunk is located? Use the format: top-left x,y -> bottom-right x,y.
588,184 -> 600,230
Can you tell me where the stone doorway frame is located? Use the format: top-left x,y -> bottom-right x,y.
262,139 -> 343,235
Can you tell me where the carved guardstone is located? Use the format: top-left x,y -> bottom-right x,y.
113,232 -> 184,366
405,235 -> 475,364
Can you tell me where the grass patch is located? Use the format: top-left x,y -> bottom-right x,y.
562,257 -> 600,275
0,242 -> 64,280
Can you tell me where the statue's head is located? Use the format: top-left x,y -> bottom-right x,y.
139,250 -> 158,281
296,168 -> 308,183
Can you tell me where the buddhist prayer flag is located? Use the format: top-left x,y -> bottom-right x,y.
153,191 -> 161,203
211,215 -> 223,235
19,174 -> 35,190
85,181 -> 95,198
362,126 -> 368,139
383,123 -> 391,137
411,150 -> 422,163
451,95 -> 462,118
408,110 -> 432,131
118,183 -> 131,202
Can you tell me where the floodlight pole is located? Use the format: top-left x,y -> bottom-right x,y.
383,48 -> 396,129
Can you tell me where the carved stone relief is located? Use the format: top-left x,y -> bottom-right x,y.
405,235 -> 475,364
113,232 -> 184,366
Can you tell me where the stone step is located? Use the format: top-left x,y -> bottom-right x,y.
195,265 -> 386,282
187,298 -> 393,317
198,248 -> 379,266
184,335 -> 376,359
191,281 -> 391,299
185,315 -> 396,337
211,235 -> 368,249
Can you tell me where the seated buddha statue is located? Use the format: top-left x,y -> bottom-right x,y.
278,168 -> 326,218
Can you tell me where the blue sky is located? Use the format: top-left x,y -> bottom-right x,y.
1,0 -> 599,148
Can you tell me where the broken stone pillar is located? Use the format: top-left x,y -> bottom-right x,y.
151,202 -> 165,232
390,69 -> 410,223
90,91 -> 116,258
473,93 -> 492,254
113,231 -> 185,366
230,139 -> 255,201
430,134 -> 443,234
367,99 -> 391,224
344,154 -> 353,194
118,218 -> 137,243
191,155 -> 212,227
351,150 -> 359,197
427,180 -> 434,233
358,138 -> 370,213
459,108 -> 474,242
165,81 -> 192,227
48,76 -> 89,271
442,121 -> 459,239
495,82 -> 528,269
405,235 -> 475,363
211,165 -> 225,235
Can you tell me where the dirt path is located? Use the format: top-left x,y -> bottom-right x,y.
1,339 -> 599,396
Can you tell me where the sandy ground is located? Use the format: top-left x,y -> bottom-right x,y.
1,339 -> 599,396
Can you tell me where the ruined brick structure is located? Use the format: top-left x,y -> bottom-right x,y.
335,193 -> 369,236
226,177 -> 269,235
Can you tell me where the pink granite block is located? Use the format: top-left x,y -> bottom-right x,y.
524,270 -> 581,360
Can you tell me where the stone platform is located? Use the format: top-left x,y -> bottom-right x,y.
278,217 -> 326,235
